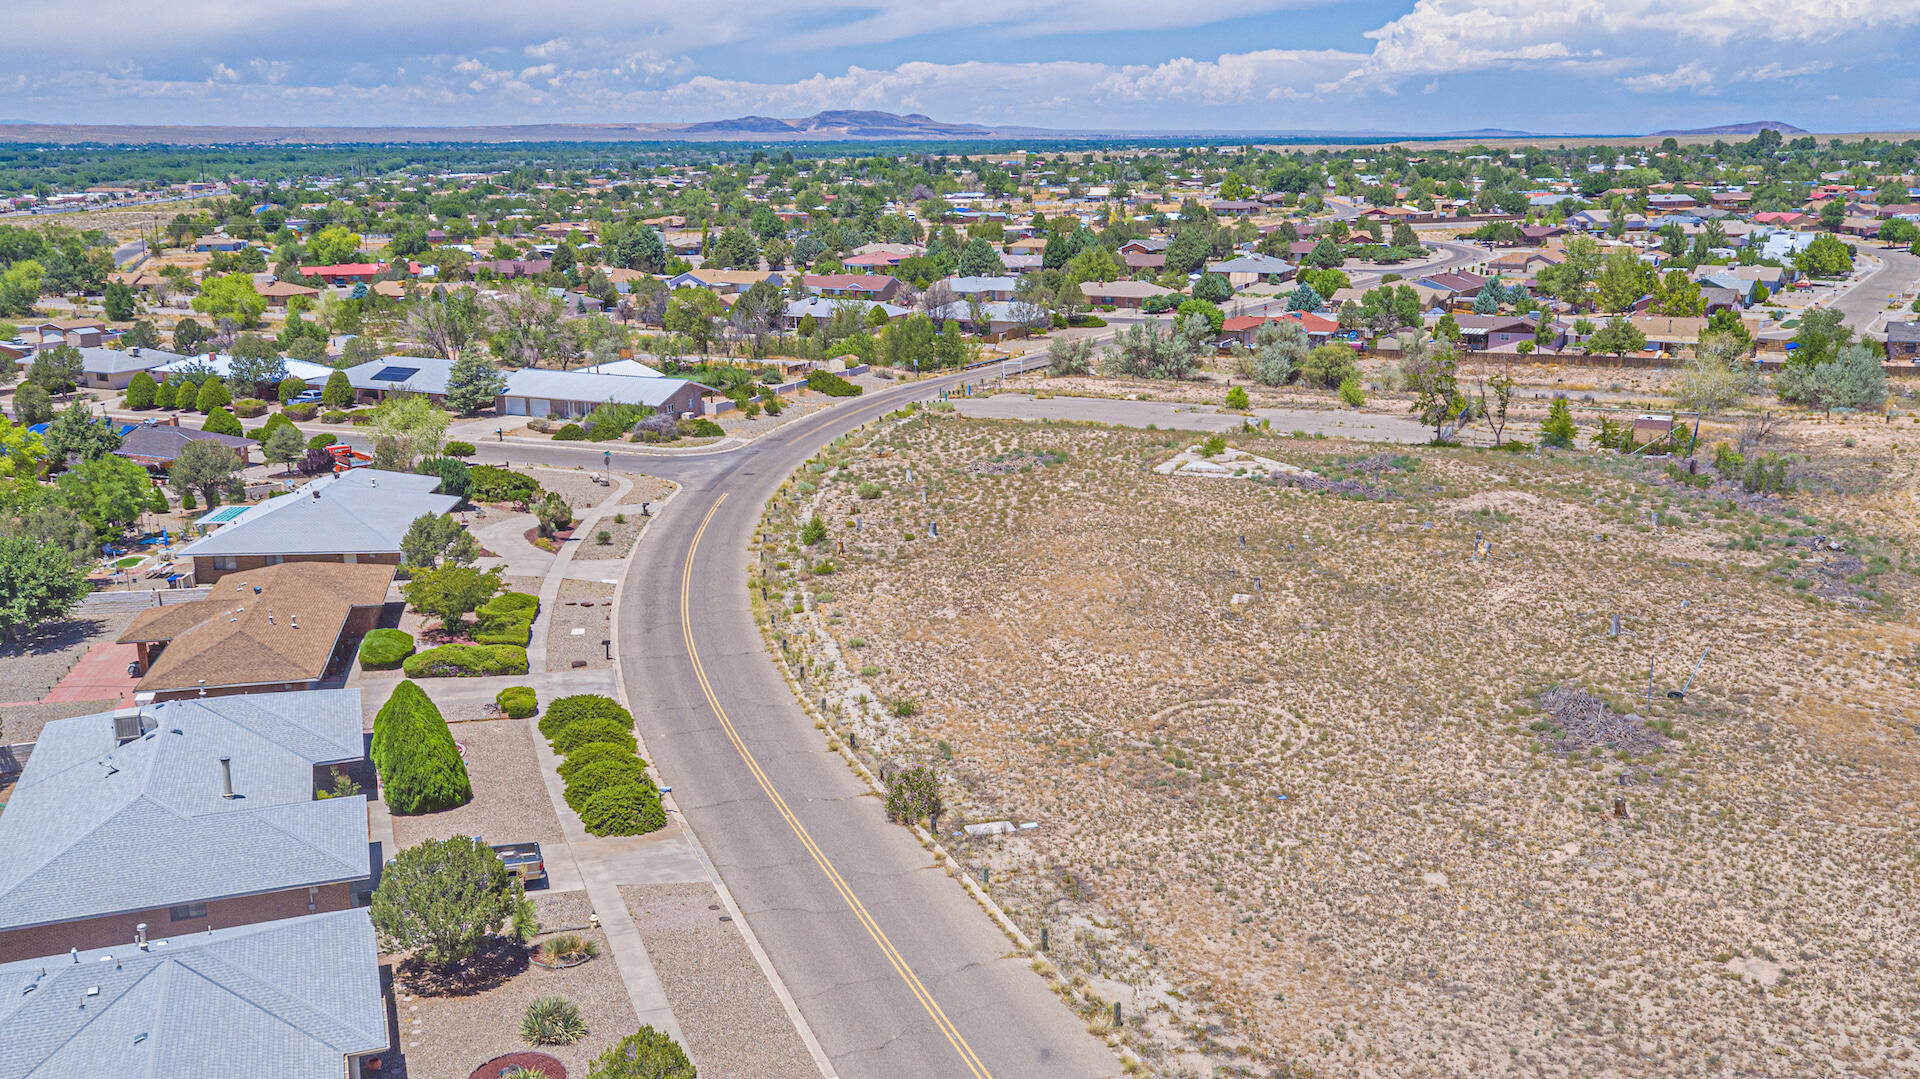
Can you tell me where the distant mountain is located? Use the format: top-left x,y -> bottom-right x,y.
1650,121 -> 1809,136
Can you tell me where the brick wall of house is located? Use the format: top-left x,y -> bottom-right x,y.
0,882 -> 357,962
192,551 -> 400,584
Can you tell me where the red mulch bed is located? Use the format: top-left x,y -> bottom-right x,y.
522,525 -> 576,546
468,1051 -> 566,1079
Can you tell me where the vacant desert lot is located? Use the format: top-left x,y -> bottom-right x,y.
764,410 -> 1920,1077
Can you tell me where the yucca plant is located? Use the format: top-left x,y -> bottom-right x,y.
520,995 -> 587,1046
539,934 -> 598,965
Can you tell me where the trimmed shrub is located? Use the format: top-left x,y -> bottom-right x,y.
202,407 -> 243,436
475,620 -> 532,647
557,742 -> 647,782
552,423 -> 587,441
402,643 -> 529,678
231,397 -> 269,419
444,440 -> 476,458
470,465 -> 542,504
538,694 -> 632,741
475,591 -> 537,646
358,628 -> 416,671
551,715 -> 637,756
563,757 -> 652,812
283,405 -> 317,421
496,686 -> 538,719
371,680 -> 473,814
308,432 -> 338,449
806,368 -> 861,397
677,417 -> 725,438
577,782 -> 667,837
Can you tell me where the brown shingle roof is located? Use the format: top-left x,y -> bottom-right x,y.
120,562 -> 394,692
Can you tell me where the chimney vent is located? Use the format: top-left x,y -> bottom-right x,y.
290,614 -> 298,629
135,924 -> 147,950
219,756 -> 234,799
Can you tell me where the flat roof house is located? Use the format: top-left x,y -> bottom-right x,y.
498,369 -> 711,420
0,690 -> 370,959
118,561 -> 396,698
173,468 -> 458,583
0,909 -> 389,1079
342,354 -> 457,404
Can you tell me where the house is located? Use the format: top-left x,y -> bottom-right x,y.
119,561 -> 396,696
578,358 -> 667,378
1079,280 -> 1176,310
174,469 -> 458,583
670,268 -> 784,294
1627,314 -> 1755,351
74,345 -> 184,390
0,690 -> 370,959
944,276 -> 1017,302
1453,314 -> 1538,352
153,353 -> 336,388
1122,250 -> 1167,271
34,320 -> 105,348
1208,200 -> 1261,216
0,909 -> 389,1079
257,279 -> 320,308
842,250 -> 904,272
1006,236 -> 1048,256
782,296 -> 910,330
927,300 -> 1048,336
476,258 -> 553,279
1417,271 -> 1490,304
1118,238 -> 1170,256
1221,312 -> 1338,346
191,237 -> 250,253
115,423 -> 257,469
1000,254 -> 1044,275
802,274 -> 902,301
497,369 -> 711,419
1567,209 -> 1612,232
1205,254 -> 1295,287
1885,321 -> 1920,361
296,263 -> 387,285
1489,249 -> 1561,275
342,354 -> 458,404
1519,224 -> 1568,245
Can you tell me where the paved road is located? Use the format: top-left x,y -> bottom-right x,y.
369,360 -> 1114,1079
1832,245 -> 1920,337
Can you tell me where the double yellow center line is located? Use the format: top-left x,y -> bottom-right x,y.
678,493 -> 997,1079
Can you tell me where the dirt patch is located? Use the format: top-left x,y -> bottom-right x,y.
1533,686 -> 1668,756
620,883 -> 817,1079
390,718 -> 565,849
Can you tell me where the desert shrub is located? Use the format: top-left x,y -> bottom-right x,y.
884,766 -> 943,826
800,516 -> 828,545
371,679 -> 472,814
444,440 -> 476,458
1225,385 -> 1250,410
538,935 -> 598,964
402,643 -> 528,678
283,405 -> 318,421
358,628 -> 416,671
587,1027 -> 694,1079
538,694 -> 633,740
577,782 -> 668,837
552,423 -> 587,441
677,417 -> 725,438
551,715 -> 638,756
557,741 -> 647,782
321,410 -> 350,424
1200,434 -> 1227,458
469,465 -> 542,504
563,757 -> 653,812
857,480 -> 883,500
521,995 -> 587,1046
1338,375 -> 1366,407
806,368 -> 861,396
496,686 -> 538,719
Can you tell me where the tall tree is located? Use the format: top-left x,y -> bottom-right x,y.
0,535 -> 87,641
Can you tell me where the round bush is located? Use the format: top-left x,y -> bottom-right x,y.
557,742 -> 646,782
563,758 -> 651,812
577,782 -> 667,837
358,628 -> 416,671
550,715 -> 637,756
496,686 -> 538,719
551,423 -> 586,441
537,694 -> 632,740
520,995 -> 587,1046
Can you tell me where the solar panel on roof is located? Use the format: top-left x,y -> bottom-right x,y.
369,366 -> 421,383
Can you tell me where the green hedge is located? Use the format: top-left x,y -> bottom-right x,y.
402,644 -> 528,678
550,715 -> 637,756
562,757 -> 651,812
358,628 -> 416,671
806,369 -> 862,397
538,694 -> 632,741
496,686 -> 538,719
371,680 -> 472,814
475,591 -> 538,647
557,741 -> 648,782
578,782 -> 667,837
474,620 -> 532,647
470,465 -> 542,504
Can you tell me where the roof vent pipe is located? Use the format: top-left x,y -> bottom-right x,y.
219,756 -> 234,799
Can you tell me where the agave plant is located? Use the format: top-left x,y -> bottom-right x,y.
520,995 -> 587,1046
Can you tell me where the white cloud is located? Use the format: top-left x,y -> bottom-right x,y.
1623,62 -> 1715,94
1094,50 -> 1361,105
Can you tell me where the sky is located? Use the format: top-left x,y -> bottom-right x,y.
6,0 -> 1920,134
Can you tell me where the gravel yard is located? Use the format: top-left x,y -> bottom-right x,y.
531,890 -> 594,934
571,510 -> 645,561
544,581 -> 615,673
0,613 -> 134,704
389,929 -> 635,1079
620,883 -> 817,1079
0,700 -> 126,745
530,467 -> 614,517
390,718 -> 564,849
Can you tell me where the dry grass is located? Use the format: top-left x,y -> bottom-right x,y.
755,407 -> 1920,1077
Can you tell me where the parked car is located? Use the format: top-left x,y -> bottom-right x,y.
489,840 -> 546,884
290,389 -> 325,404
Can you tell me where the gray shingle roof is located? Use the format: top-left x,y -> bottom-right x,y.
76,346 -> 187,376
178,468 -> 457,558
343,354 -> 455,396
0,909 -> 387,1079
115,426 -> 256,463
0,692 -> 369,931
501,369 -> 711,408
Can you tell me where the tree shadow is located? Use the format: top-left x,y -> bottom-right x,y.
394,937 -> 529,998
0,617 -> 110,659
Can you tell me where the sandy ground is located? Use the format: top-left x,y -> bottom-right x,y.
756,410 -> 1920,1078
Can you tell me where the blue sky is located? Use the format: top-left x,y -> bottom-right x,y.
6,0 -> 1920,133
